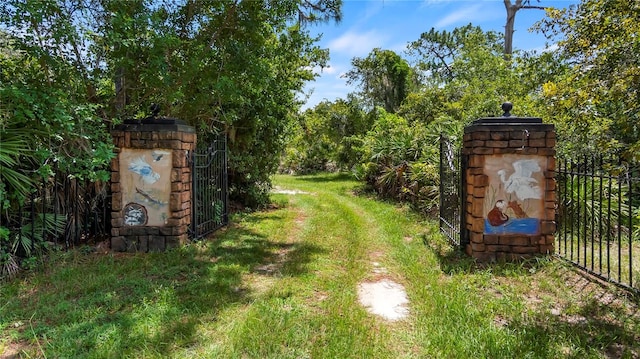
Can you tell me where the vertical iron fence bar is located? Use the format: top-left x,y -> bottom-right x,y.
93,198 -> 99,241
617,157 -> 622,282
30,191 -> 35,247
42,175 -> 47,244
591,156 -> 596,271
208,148 -> 213,232
83,181 -> 89,243
74,179 -> 79,246
582,155 -> 588,268
224,134 -> 229,225
222,135 -> 228,225
575,161 -> 580,263
218,144 -> 223,227
53,167 -> 59,241
598,155 -> 604,274
64,176 -> 69,249
607,163 -> 613,279
53,167 -> 62,243
628,166 -> 633,288
558,159 -> 563,255
190,150 -> 196,239
563,158 -> 568,256
439,137 -> 445,237
208,147 -> 212,231
201,149 -> 207,236
570,161 -> 576,261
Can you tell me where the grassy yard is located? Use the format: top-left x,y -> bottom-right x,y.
1,173 -> 639,358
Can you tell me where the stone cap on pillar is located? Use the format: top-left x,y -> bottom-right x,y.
115,104 -> 194,133
466,102 -> 552,132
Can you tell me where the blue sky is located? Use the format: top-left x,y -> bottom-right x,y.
301,0 -> 579,110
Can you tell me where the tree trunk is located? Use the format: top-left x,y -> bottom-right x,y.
503,0 -> 522,57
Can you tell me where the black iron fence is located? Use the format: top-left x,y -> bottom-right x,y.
0,166 -> 111,255
556,156 -> 639,294
439,135 -> 465,247
189,133 -> 229,240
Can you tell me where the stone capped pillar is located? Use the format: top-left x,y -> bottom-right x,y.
462,103 -> 556,262
110,117 -> 196,252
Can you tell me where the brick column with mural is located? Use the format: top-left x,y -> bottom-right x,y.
110,117 -> 196,252
463,103 -> 556,262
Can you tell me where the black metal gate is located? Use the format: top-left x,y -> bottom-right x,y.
189,133 -> 229,240
439,135 -> 466,247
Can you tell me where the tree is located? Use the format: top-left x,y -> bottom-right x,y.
408,25 -> 504,82
538,0 -> 640,158
298,0 -> 342,24
345,48 -> 414,113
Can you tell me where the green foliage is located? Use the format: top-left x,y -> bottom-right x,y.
281,97 -> 370,174
287,26 -> 544,212
345,48 -> 415,113
341,26 -> 542,211
536,0 -> 640,160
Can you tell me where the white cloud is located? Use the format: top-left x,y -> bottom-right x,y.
434,4 -> 485,28
328,30 -> 388,57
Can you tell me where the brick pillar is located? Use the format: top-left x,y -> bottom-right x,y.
110,118 -> 196,252
462,104 -> 556,262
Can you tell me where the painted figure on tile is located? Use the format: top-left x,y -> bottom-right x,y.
128,156 -> 160,185
496,159 -> 542,201
487,200 -> 509,226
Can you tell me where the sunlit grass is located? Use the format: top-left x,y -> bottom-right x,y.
556,234 -> 640,290
1,173 -> 638,358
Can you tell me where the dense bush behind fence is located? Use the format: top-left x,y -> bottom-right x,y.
0,165 -> 112,254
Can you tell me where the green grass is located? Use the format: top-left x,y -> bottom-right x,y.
1,173 -> 639,358
556,234 -> 640,291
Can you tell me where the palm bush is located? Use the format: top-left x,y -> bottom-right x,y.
356,108 -> 443,214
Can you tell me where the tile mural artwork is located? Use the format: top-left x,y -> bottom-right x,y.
119,148 -> 172,226
483,154 -> 546,235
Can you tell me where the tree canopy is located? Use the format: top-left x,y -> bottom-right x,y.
344,48 -> 415,113
538,0 -> 640,158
